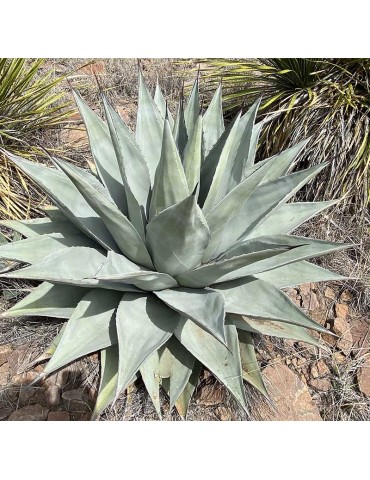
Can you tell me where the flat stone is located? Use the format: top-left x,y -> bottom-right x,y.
333,316 -> 353,355
335,303 -> 349,320
309,378 -> 332,392
47,411 -> 70,421
7,404 -> 48,421
12,371 -> 39,386
0,363 -> 9,385
301,290 -> 320,311
0,407 -> 13,421
215,406 -> 233,421
61,128 -> 88,147
350,318 -> 370,357
7,347 -> 28,375
357,357 -> 370,398
324,287 -> 336,300
43,367 -> 70,389
258,363 -> 322,421
311,360 -> 330,379
0,345 -> 13,367
62,388 -> 86,402
18,386 -> 45,406
195,384 -> 226,406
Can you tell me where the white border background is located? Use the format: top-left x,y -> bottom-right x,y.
1,1 -> 369,477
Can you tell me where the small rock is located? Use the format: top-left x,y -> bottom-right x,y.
7,347 -> 28,375
47,411 -> 70,421
80,412 -> 92,421
8,404 -> 48,421
61,128 -> 88,147
350,318 -> 370,357
357,357 -> 370,398
324,287 -> 336,300
285,288 -> 301,307
311,360 -> 330,379
333,316 -> 353,355
42,367 -> 70,389
257,363 -> 322,421
0,345 -> 13,367
215,406 -> 233,421
309,378 -> 332,392
12,371 -> 39,386
340,290 -> 353,303
62,388 -> 86,402
335,303 -> 349,320
0,407 -> 12,421
0,363 -> 9,385
18,386 -> 45,406
44,385 -> 61,406
195,384 -> 226,406
301,290 -> 320,311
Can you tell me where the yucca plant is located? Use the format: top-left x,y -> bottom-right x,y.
0,71 -> 348,420
197,58 -> 370,210
0,58 -> 73,220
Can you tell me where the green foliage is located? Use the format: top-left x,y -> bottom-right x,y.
0,59 -> 73,219
197,58 -> 370,209
0,71 -> 348,420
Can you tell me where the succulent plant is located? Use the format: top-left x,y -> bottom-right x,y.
0,71 -> 348,420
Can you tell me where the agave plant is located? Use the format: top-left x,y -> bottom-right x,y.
0,71 -> 348,420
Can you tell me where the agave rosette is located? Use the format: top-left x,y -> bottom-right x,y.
0,71 -> 348,419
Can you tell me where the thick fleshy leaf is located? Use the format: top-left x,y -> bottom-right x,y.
244,200 -> 337,239
174,360 -> 202,419
140,350 -> 162,417
149,119 -> 189,219
102,96 -> 151,225
158,337 -> 196,409
205,99 -> 260,207
255,260 -> 347,288
175,319 -> 247,411
3,152 -> 118,251
0,247 -> 105,286
176,246 -> 290,288
184,77 -> 199,137
199,114 -> 240,205
115,293 -> 179,398
173,98 -> 188,159
222,235 -> 349,282
202,113 -> 241,214
72,91 -> 127,213
135,70 -> 165,183
237,330 -> 268,397
154,82 -> 174,129
216,276 -> 328,334
0,217 -> 81,238
41,206 -> 66,221
146,190 -> 210,277
44,289 -> 121,375
155,287 -> 226,344
53,157 -> 153,268
95,251 -> 177,290
0,234 -> 96,264
260,139 -> 309,185
183,116 -> 203,192
92,345 -> 137,420
202,84 -> 224,156
244,121 -> 263,169
202,157 -> 275,261
3,282 -> 86,319
232,163 -> 328,242
228,313 -> 322,348
92,345 -> 119,420
0,247 -> 143,292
